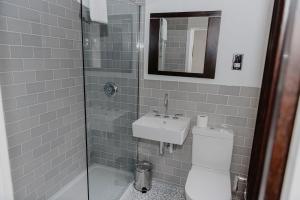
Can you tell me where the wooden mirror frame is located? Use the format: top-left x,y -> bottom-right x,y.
148,11 -> 221,79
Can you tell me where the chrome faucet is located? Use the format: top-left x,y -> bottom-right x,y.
164,93 -> 168,116
233,176 -> 247,200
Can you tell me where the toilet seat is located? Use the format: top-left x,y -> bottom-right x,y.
185,166 -> 231,200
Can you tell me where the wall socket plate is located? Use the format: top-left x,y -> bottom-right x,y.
232,54 -> 244,70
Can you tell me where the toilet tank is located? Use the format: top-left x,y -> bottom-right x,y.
192,126 -> 234,172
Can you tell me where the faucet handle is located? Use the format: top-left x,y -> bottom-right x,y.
152,110 -> 161,116
174,113 -> 183,117
173,113 -> 184,119
152,110 -> 159,114
233,176 -> 247,193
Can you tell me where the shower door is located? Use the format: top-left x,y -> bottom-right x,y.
81,0 -> 140,199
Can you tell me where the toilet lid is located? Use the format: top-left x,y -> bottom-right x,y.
185,166 -> 231,200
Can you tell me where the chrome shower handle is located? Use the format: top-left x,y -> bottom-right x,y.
104,82 -> 118,97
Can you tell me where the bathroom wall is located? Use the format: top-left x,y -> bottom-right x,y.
138,81 -> 259,199
0,0 -> 86,199
83,14 -> 138,73
144,0 -> 274,87
137,0 -> 273,199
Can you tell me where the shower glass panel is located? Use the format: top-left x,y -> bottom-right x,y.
81,0 -> 140,199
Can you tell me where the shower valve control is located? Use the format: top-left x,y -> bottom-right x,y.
104,82 -> 118,97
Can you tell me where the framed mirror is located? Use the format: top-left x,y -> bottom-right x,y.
148,11 -> 221,79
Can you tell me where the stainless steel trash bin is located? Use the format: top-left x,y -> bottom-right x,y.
134,161 -> 153,193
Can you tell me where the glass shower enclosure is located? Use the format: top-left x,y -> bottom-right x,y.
81,0 -> 141,199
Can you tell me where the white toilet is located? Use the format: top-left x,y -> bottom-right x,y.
185,126 -> 234,200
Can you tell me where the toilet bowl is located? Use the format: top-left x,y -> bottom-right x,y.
185,166 -> 231,200
185,127 -> 234,200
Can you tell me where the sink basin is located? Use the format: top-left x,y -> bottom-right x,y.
132,113 -> 191,145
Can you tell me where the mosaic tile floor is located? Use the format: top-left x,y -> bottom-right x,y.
120,180 -> 186,200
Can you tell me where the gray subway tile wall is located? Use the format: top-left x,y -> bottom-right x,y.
0,0 -> 86,199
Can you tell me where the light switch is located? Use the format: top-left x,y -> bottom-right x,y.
232,54 -> 244,70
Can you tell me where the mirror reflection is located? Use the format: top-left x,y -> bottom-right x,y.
148,11 -> 221,79
158,17 -> 209,73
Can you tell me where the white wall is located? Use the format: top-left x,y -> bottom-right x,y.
143,0 -> 274,87
0,90 -> 14,200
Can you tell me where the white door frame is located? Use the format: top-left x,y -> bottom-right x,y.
185,28 -> 195,73
185,28 -> 206,72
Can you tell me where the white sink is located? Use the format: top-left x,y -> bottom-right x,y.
132,113 -> 191,145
